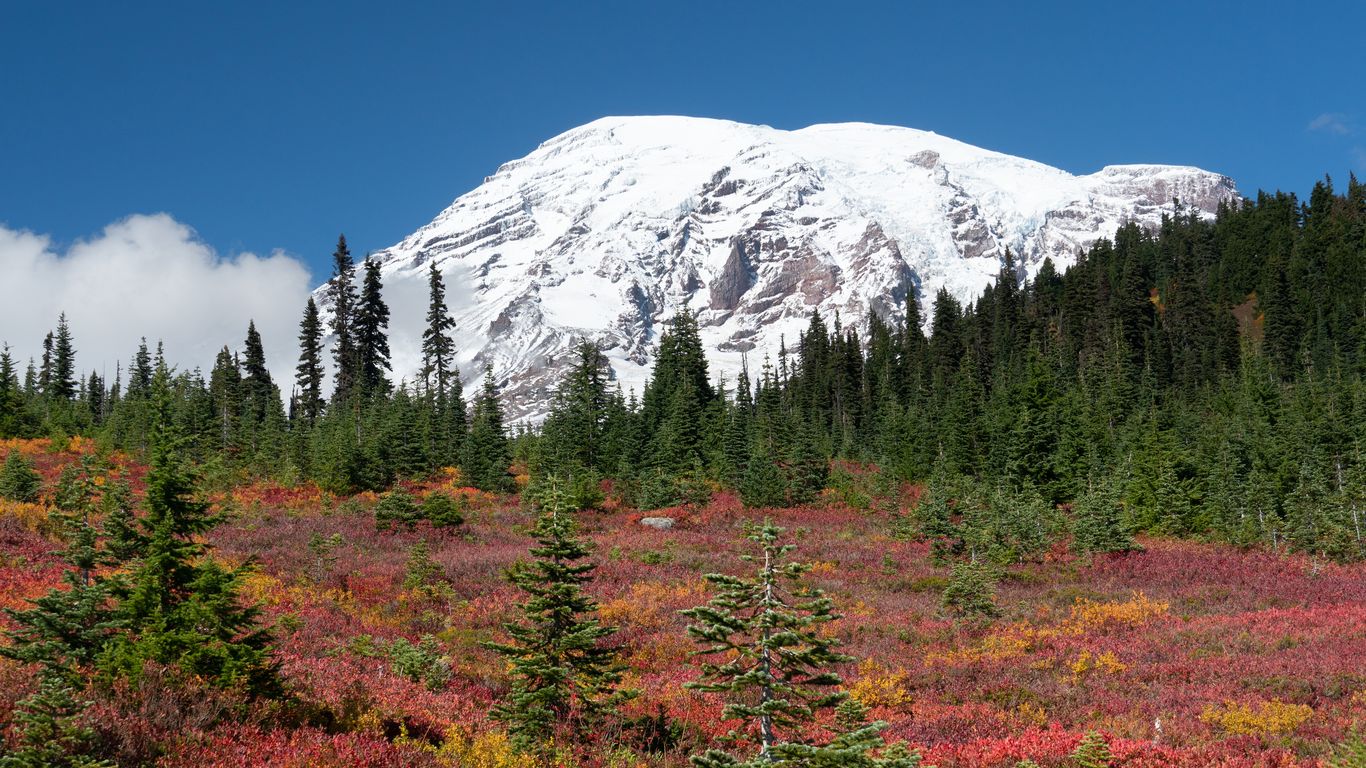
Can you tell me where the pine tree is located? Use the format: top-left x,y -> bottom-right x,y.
327,235 -> 359,403
484,480 -> 629,754
50,313 -> 77,402
463,365 -> 513,492
2,461 -> 119,768
0,343 -> 25,438
682,520 -> 849,765
941,559 -> 999,619
1071,474 -> 1139,555
294,297 -> 326,425
421,263 -> 457,399
1069,731 -> 1114,768
0,449 -> 42,502
98,365 -> 279,695
354,257 -> 392,398
0,674 -> 112,768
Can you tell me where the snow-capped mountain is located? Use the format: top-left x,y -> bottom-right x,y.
320,116 -> 1237,419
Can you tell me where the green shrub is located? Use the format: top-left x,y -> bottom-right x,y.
422,491 -> 465,528
387,634 -> 451,691
374,490 -> 420,531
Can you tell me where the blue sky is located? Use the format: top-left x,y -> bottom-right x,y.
3,0 -> 1364,283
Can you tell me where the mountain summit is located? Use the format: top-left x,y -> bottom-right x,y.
321,116 -> 1237,418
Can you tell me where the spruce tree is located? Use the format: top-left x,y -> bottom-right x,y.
0,449 -> 42,502
38,331 -> 53,399
421,263 -> 457,399
1069,731 -> 1114,768
327,235 -> 359,404
484,480 -> 629,754
52,313 -> 77,400
463,365 -> 513,492
98,365 -> 279,695
0,675 -> 113,768
0,343 -> 25,437
208,346 -> 241,451
293,296 -> 326,425
682,520 -> 849,765
354,257 -> 392,398
1071,473 -> 1140,555
941,559 -> 999,619
2,461 -> 119,768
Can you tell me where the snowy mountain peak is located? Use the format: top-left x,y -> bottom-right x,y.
321,116 -> 1238,419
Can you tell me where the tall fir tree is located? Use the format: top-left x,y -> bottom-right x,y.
327,235 -> 359,403
354,257 -> 393,398
463,365 -> 513,492
682,521 -> 850,766
484,481 -> 629,755
98,363 -> 279,695
293,297 -> 326,425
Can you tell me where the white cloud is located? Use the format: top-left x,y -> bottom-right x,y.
0,214 -> 314,395
1307,112 -> 1351,136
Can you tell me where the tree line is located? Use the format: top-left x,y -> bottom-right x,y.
3,175 -> 1365,561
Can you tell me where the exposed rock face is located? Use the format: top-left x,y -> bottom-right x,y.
314,116 -> 1238,420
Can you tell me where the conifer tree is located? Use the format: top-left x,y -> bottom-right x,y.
293,296 -> 326,425
539,341 -> 611,477
38,331 -> 54,398
682,520 -> 849,765
1071,473 -> 1140,555
485,480 -> 629,755
2,461 -> 119,768
0,449 -> 42,502
420,263 -> 466,467
941,558 -> 999,619
51,313 -> 77,402
463,365 -> 513,492
421,263 -> 457,400
238,320 -> 279,453
354,257 -> 392,398
208,346 -> 241,451
327,235 -> 359,403
0,673 -> 113,767
0,343 -> 24,437
1069,731 -> 1114,768
98,365 -> 279,695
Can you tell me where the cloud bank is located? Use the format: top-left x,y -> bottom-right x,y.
0,214 -> 314,395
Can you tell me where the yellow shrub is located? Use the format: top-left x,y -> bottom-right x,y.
434,730 -> 538,768
1200,699 -> 1313,736
0,500 -> 53,535
925,625 -> 1032,666
1068,649 -> 1127,683
1064,592 -> 1169,634
1015,701 -> 1048,727
848,659 -> 914,709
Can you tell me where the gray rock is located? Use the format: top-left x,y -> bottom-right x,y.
640,517 -> 675,530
